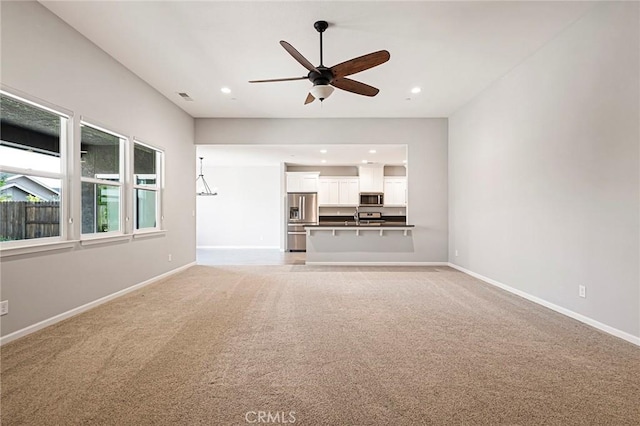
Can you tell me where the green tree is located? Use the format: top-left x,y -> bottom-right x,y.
0,173 -> 11,202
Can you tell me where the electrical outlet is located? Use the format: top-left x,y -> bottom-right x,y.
168,254 -> 172,262
455,250 -> 459,257
0,300 -> 8,316
579,285 -> 586,298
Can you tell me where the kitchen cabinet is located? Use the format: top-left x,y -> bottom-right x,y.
384,177 -> 407,206
318,178 -> 338,205
358,165 -> 384,193
286,172 -> 319,193
318,177 -> 359,206
339,178 -> 359,205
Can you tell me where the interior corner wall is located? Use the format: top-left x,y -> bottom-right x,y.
449,2 -> 640,339
196,165 -> 281,248
195,118 -> 448,262
0,2 -> 196,337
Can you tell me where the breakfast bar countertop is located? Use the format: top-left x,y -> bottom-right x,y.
307,222 -> 414,227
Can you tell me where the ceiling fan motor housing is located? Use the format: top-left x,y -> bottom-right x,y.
308,67 -> 334,86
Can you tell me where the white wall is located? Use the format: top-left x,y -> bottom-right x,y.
449,2 -> 639,339
196,165 -> 281,248
195,118 -> 448,262
0,2 -> 196,337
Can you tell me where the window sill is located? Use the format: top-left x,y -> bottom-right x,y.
0,240 -> 78,258
133,229 -> 167,240
80,234 -> 132,247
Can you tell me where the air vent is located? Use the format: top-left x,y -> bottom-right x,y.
178,92 -> 194,101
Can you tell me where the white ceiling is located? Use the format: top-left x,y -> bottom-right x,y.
41,1 -> 594,119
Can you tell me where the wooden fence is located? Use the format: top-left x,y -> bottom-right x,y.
0,201 -> 60,241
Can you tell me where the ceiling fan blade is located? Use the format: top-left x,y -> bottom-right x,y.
280,40 -> 319,73
330,50 -> 390,78
249,76 -> 308,83
304,93 -> 315,105
331,78 -> 380,97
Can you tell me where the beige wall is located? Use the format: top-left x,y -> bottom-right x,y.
449,2 -> 639,339
0,2 -> 196,337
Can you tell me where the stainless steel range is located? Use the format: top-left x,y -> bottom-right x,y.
287,192 -> 318,251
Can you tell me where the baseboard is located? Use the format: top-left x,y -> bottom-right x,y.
447,263 -> 640,347
197,246 -> 280,249
305,261 -> 449,266
0,262 -> 196,346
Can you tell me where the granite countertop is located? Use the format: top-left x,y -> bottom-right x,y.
307,222 -> 414,227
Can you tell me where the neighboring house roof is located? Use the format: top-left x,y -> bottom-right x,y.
0,175 -> 59,201
5,175 -> 59,195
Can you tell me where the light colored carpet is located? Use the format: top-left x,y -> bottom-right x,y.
1,265 -> 639,425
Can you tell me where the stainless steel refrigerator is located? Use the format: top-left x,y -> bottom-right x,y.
287,192 -> 318,251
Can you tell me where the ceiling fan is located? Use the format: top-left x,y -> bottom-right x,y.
249,20 -> 390,104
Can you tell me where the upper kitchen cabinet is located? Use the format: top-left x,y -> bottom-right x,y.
286,172 -> 320,193
319,177 -> 359,206
384,177 -> 407,206
358,165 -> 384,193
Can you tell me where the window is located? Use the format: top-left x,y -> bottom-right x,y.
80,123 -> 125,235
133,141 -> 163,231
0,92 -> 68,243
1,90 -> 167,251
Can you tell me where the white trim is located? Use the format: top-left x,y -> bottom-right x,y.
0,86 -> 73,118
305,261 -> 449,266
0,168 -> 64,183
80,118 -> 128,141
447,263 -> 640,347
80,234 -> 131,246
0,240 -> 77,258
196,245 -> 281,249
81,176 -> 123,186
133,229 -> 167,239
133,137 -> 166,153
0,262 -> 196,346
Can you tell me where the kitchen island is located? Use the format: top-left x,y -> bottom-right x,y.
304,223 -> 415,265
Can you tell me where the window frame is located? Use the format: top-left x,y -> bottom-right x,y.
79,120 -> 127,239
0,87 -> 169,257
0,88 -> 72,250
132,139 -> 164,234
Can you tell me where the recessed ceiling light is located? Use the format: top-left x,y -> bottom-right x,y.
403,159 -> 407,164
369,149 -> 377,154
221,87 -> 231,94
320,149 -> 327,154
362,160 -> 368,164
411,87 -> 421,94
321,159 -> 327,163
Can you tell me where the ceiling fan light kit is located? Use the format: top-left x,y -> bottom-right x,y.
249,20 -> 390,105
310,84 -> 334,101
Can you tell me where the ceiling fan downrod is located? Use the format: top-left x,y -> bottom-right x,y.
314,20 -> 328,67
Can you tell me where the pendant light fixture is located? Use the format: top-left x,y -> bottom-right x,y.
196,156 -> 217,196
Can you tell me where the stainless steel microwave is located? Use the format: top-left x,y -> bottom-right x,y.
360,193 -> 384,206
